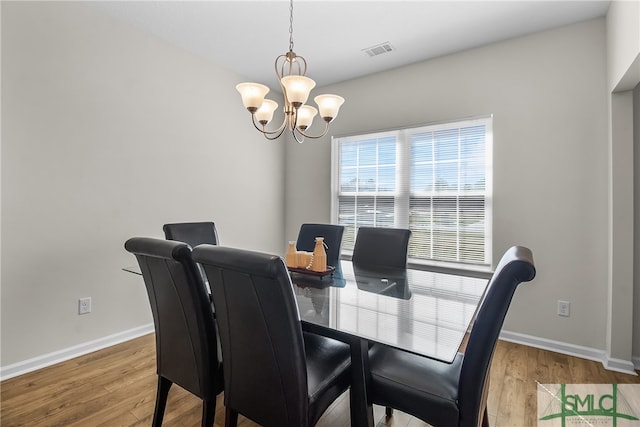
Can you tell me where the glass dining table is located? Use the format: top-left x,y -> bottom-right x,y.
291,260 -> 488,363
124,258 -> 490,426
289,260 -> 489,426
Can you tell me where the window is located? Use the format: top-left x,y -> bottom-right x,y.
332,116 -> 492,268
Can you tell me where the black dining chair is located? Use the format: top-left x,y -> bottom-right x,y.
163,221 -> 219,247
163,221 -> 219,300
352,226 -> 411,269
296,223 -> 345,267
192,245 -> 352,427
366,246 -> 536,427
351,227 -> 412,417
124,237 -> 224,427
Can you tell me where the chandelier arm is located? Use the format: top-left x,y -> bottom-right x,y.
298,55 -> 307,76
294,121 -> 330,140
263,126 -> 289,141
251,113 -> 288,137
275,53 -> 287,80
291,127 -> 306,144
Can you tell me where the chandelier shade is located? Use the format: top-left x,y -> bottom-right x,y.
255,99 -> 279,125
314,94 -> 345,122
280,75 -> 316,106
235,0 -> 344,143
296,105 -> 317,130
236,83 -> 270,112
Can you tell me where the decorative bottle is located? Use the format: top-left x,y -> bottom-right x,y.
311,237 -> 327,272
285,241 -> 297,268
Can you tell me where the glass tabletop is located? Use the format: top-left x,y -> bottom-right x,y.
290,260 -> 488,363
124,259 -> 489,363
122,266 -> 142,275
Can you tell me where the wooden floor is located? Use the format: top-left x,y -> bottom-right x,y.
2,334 -> 639,427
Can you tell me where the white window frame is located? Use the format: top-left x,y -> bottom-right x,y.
331,116 -> 493,272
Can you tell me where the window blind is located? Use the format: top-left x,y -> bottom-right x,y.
332,117 -> 492,267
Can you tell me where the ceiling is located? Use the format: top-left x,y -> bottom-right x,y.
92,1 -> 611,90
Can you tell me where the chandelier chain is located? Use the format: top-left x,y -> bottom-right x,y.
289,0 -> 294,52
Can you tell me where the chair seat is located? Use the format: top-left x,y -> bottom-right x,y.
304,332 -> 351,425
368,344 -> 463,426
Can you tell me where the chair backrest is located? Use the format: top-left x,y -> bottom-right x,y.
124,237 -> 221,400
352,227 -> 411,269
192,245 -> 310,426
296,223 -> 345,267
458,246 -> 536,427
163,221 -> 219,247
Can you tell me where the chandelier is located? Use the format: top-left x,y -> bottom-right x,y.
236,0 -> 344,143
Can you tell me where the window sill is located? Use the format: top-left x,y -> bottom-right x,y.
340,254 -> 494,279
407,259 -> 493,279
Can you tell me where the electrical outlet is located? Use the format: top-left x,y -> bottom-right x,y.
79,297 -> 92,315
557,300 -> 570,317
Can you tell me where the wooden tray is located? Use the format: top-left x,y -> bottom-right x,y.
287,265 -> 335,277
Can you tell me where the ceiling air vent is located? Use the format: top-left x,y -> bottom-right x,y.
362,42 -> 394,57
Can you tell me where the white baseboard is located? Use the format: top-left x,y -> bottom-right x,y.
500,330 -> 638,376
0,323 -> 154,381
604,356 -> 639,375
2,325 -> 637,381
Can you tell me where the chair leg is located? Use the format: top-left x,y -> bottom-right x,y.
482,406 -> 490,427
385,406 -> 394,417
202,398 -> 216,427
224,407 -> 239,427
152,376 -> 172,427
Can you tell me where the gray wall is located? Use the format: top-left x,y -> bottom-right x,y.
1,1 -> 638,371
285,19 -> 612,352
1,2 -> 285,366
